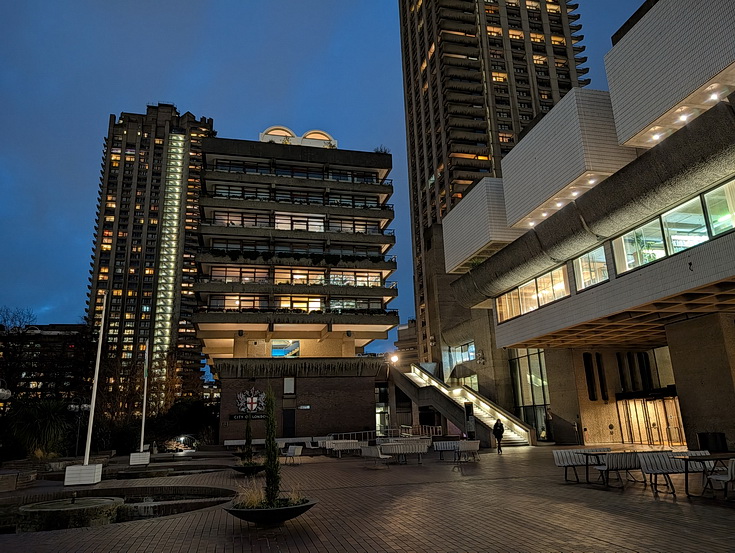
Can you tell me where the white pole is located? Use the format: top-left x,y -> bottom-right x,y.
84,290 -> 107,466
139,340 -> 149,453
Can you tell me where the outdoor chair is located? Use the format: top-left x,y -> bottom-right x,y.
592,452 -> 644,487
361,446 -> 392,468
707,458 -> 735,499
638,452 -> 686,495
283,445 -> 303,465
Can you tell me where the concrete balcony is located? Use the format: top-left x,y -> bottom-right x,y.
193,279 -> 398,300
195,249 -> 397,272
199,195 -> 394,221
217,356 -> 386,379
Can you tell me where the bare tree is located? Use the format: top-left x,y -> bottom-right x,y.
0,306 -> 37,391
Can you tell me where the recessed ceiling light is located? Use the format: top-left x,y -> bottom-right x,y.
652,133 -> 661,140
710,93 -> 719,101
588,178 -> 596,185
541,212 -> 547,217
572,191 -> 579,197
678,113 -> 690,122
528,221 -> 535,226
555,202 -> 563,207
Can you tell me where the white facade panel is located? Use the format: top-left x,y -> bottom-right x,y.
605,0 -> 735,147
502,88 -> 636,228
443,178 -> 525,273
495,231 -> 735,348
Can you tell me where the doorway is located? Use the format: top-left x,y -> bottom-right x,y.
617,397 -> 684,446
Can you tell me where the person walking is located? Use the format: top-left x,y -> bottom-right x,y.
493,419 -> 504,454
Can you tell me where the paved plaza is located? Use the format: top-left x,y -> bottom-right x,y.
0,445 -> 733,552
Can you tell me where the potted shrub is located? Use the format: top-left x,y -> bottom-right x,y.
231,414 -> 265,477
225,389 -> 317,525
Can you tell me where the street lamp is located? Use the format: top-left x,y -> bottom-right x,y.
68,398 -> 91,458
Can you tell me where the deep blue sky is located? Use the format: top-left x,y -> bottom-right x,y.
0,1 -> 642,350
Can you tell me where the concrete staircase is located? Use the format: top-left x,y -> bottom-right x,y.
394,364 -> 536,448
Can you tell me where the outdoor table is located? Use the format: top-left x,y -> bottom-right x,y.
672,452 -> 735,497
580,451 -> 607,484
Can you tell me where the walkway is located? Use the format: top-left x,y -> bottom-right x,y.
1,446 -> 733,552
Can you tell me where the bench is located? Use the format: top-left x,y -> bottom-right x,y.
361,446 -> 392,468
638,452 -> 687,494
592,452 -> 644,487
456,440 -> 481,463
434,441 -> 459,461
380,442 -> 430,464
552,448 -> 612,482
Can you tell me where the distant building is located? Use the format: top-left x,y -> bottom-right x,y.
393,319 -> 420,368
0,324 -> 93,401
193,127 -> 399,440
86,104 -> 215,406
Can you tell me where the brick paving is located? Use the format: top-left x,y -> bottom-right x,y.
1,446 -> 733,552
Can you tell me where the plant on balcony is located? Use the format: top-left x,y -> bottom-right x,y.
225,389 -> 317,525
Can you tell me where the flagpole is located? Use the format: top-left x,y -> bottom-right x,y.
84,290 -> 107,466
139,340 -> 150,453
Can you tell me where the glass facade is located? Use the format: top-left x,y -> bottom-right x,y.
497,266 -> 570,322
510,348 -> 552,441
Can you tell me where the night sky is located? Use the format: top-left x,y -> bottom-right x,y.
1,1 -> 642,351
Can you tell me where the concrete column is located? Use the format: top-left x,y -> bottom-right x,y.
544,348 -> 582,445
665,313 -> 735,450
233,332 -> 248,357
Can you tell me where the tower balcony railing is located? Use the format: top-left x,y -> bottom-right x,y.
208,162 -> 393,186
201,219 -> 395,236
196,276 -> 398,288
195,306 -> 398,316
201,192 -> 394,212
196,247 -> 397,264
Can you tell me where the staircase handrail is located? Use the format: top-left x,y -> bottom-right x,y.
408,363 -> 536,445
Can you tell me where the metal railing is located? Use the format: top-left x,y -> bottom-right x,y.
407,364 -> 535,445
196,276 -> 397,288
196,306 -> 399,316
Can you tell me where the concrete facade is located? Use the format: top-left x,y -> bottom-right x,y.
501,88 -> 637,228
605,0 -> 735,147
446,2 -> 735,449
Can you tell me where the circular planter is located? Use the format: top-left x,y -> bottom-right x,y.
230,464 -> 266,477
18,497 -> 124,532
225,499 -> 317,526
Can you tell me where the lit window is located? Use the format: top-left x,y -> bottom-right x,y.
530,33 -> 544,43
551,36 -> 565,46
661,197 -> 708,254
492,72 -> 507,82
704,177 -> 735,236
573,246 -> 609,291
612,220 -> 666,273
272,340 -> 300,358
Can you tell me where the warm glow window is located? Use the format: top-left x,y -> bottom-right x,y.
573,246 -> 609,291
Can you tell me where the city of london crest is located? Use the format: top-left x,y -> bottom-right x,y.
236,387 -> 266,414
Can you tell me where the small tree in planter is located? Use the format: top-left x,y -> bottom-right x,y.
232,411 -> 266,477
263,388 -> 281,506
226,388 -> 316,525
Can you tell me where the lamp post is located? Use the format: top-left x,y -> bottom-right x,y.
67,398 -> 91,458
